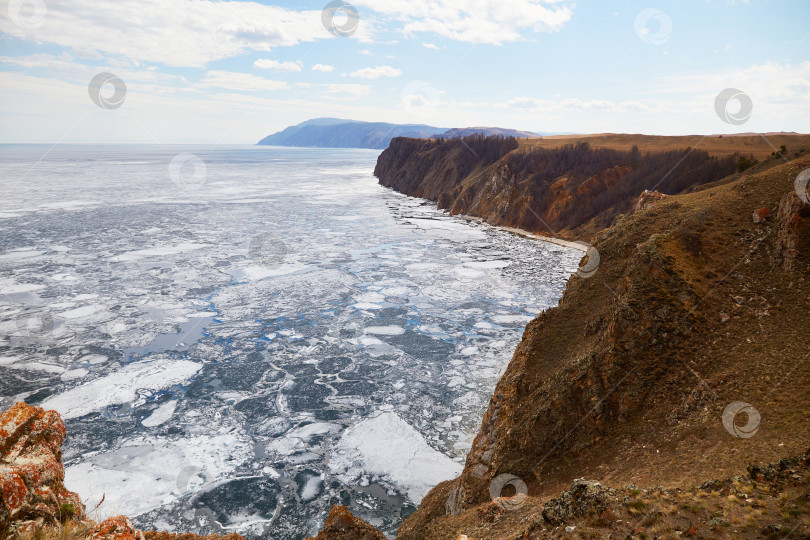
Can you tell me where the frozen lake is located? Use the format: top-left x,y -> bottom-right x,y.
0,144 -> 581,538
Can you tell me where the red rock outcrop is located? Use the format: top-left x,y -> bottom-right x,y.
0,402 -> 245,540
634,189 -> 668,213
752,207 -> 771,223
303,505 -> 387,540
87,516 -> 145,540
0,401 -> 87,535
773,191 -> 809,271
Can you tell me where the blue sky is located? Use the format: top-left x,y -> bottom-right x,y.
0,0 -> 808,143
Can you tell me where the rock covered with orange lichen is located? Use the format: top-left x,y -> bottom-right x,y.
0,402 -> 246,540
87,516 -> 145,540
303,505 -> 387,540
0,401 -> 87,535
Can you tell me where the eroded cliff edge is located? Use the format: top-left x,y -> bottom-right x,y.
372,140 -> 810,538
373,136 -> 749,240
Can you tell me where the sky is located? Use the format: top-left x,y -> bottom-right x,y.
0,0 -> 808,143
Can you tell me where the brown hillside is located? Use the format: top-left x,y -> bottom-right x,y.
395,152 -> 810,539
374,135 -> 801,241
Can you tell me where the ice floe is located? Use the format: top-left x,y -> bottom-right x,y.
329,412 -> 463,503
43,358 -> 202,419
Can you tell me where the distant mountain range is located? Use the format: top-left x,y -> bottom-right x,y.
439,126 -> 539,139
256,118 -> 545,149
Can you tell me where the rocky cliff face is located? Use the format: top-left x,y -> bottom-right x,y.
0,402 -> 243,540
0,402 -> 88,536
391,154 -> 810,539
374,137 -> 744,240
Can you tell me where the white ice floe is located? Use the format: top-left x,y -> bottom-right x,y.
240,263 -> 309,281
329,412 -> 463,503
79,354 -> 107,365
463,260 -> 510,269
61,368 -> 88,380
0,282 -> 46,294
7,361 -> 64,373
43,358 -> 202,419
491,314 -> 534,324
110,243 -> 207,262
363,325 -> 405,336
65,433 -> 252,519
351,302 -> 382,310
142,400 -> 178,427
58,304 -> 106,320
455,267 -> 485,279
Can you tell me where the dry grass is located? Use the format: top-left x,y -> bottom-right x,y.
8,521 -> 93,540
518,132 -> 810,159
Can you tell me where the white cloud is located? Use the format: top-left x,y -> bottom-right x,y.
296,82 -> 372,99
351,0 -> 574,44
312,64 -> 336,72
0,0 -> 333,68
254,59 -> 302,72
422,42 -> 441,50
0,0 -> 574,71
493,62 -> 810,133
200,71 -> 289,92
350,66 -> 402,79
358,49 -> 373,56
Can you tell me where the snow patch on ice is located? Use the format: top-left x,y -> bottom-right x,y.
142,400 -> 178,427
59,304 -> 106,320
43,358 -> 202,419
65,433 -> 251,519
329,412 -> 462,502
110,243 -> 207,262
363,325 -> 405,336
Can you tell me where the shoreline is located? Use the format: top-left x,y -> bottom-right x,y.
455,213 -> 590,252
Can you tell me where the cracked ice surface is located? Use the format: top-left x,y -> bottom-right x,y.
0,145 -> 582,539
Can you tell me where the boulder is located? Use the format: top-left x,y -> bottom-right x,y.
88,516 -> 145,540
541,479 -> 615,526
752,207 -> 771,223
634,189 -> 668,213
304,505 -> 387,540
0,401 -> 87,535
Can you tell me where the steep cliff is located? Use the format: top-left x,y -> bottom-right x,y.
374,136 -> 750,240
393,152 -> 810,538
